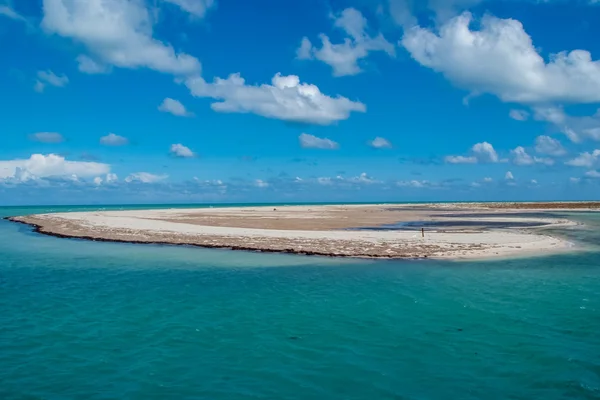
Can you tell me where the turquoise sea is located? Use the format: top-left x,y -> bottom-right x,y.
1,205 -> 600,400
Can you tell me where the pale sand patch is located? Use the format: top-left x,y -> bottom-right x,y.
8,204 -> 583,260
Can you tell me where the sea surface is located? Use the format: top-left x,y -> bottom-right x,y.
1,205 -> 599,400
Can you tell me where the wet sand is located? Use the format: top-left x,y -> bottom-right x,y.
8,203 -> 590,260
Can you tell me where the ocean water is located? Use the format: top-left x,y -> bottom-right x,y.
1,206 -> 599,400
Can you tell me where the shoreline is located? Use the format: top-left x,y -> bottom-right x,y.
5,203 -> 590,261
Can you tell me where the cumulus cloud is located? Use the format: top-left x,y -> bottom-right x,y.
193,177 -> 225,187
254,179 -> 269,188
0,154 -> 110,181
444,155 -> 477,164
505,171 -> 514,180
170,143 -> 195,158
34,70 -> 68,93
535,135 -> 566,156
42,0 -> 201,76
347,172 -> 379,184
163,0 -> 214,18
125,172 -> 168,183
93,173 -> 118,186
297,8 -> 395,76
185,73 -> 365,125
565,150 -> 600,168
369,137 -> 392,148
100,133 -> 129,146
299,133 -> 339,150
472,142 -> 499,162
509,109 -> 529,121
534,106 -> 600,143
158,98 -> 193,117
389,0 -> 482,27
396,179 -> 435,188
29,132 -> 65,143
585,170 -> 600,178
510,146 -> 554,166
445,141 -> 499,164
402,12 -> 600,104
305,173 -> 381,187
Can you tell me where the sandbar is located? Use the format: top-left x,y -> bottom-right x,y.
7,202 -> 594,260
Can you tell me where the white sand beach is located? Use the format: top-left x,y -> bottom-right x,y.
8,203 -> 584,260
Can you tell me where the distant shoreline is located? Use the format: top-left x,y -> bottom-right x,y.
2,200 -> 600,210
7,202 -> 595,260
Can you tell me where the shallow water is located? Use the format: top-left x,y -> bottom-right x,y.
1,206 -> 599,399
357,219 -> 548,231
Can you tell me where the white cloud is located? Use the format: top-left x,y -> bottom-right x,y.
170,143 -> 195,158
530,179 -> 538,185
77,55 -> 111,74
42,0 -> 201,77
29,132 -> 65,143
194,178 -> 225,186
534,107 -> 600,143
483,177 -> 493,182
446,141 -> 498,164
570,177 -> 581,183
472,142 -> 499,162
163,0 -> 214,18
297,8 -> 395,76
124,172 -> 168,183
585,170 -> 600,178
93,173 -> 118,186
505,171 -> 514,180
0,154 -> 110,181
100,133 -> 129,146
0,4 -> 25,21
444,155 -> 477,164
185,73 -> 365,125
535,135 -> 566,156
317,177 -> 333,185
388,0 -> 482,27
369,137 -> 392,148
509,109 -> 529,121
402,12 -> 600,104
158,98 -> 193,117
299,133 -> 339,150
255,179 -> 269,188
396,180 -> 433,188
300,174 -> 380,187
93,173 -> 119,186
34,70 -> 68,93
510,146 -> 554,166
348,172 -> 379,184
565,150 -> 600,168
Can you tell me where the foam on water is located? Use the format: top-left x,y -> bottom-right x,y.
1,205 -> 599,399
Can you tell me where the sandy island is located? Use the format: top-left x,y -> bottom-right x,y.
7,202 -> 598,260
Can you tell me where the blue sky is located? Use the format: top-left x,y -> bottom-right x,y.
1,0 -> 600,205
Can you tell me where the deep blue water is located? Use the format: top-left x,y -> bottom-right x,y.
1,206 -> 599,399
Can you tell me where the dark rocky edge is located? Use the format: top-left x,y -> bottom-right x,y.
4,216 -> 429,260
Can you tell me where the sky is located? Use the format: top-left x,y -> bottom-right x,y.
2,0 -> 600,205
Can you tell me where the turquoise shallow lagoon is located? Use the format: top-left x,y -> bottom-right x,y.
1,205 -> 599,399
